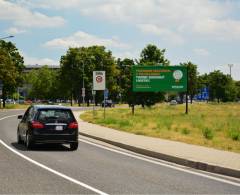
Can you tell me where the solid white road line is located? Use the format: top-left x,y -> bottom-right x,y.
0,115 -> 108,195
0,114 -> 20,121
79,138 -> 240,187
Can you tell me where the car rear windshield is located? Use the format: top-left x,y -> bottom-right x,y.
36,109 -> 75,123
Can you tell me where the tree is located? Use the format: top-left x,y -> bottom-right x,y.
180,62 -> 198,103
235,81 -> 240,100
139,44 -> 170,66
60,46 -> 119,106
116,58 -> 135,104
135,44 -> 169,107
26,66 -> 58,100
0,40 -> 24,107
207,70 -> 236,102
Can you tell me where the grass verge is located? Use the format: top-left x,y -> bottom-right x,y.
81,103 -> 240,153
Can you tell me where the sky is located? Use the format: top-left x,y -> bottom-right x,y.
0,0 -> 240,80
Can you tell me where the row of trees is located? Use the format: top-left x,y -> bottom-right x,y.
1,40 -> 240,107
0,40 -> 24,107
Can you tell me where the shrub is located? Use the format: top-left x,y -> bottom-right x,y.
202,128 -> 214,140
229,129 -> 240,141
181,128 -> 190,135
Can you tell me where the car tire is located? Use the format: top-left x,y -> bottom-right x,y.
17,130 -> 23,144
26,132 -> 34,150
70,142 -> 78,151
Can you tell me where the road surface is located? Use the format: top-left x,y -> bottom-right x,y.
0,109 -> 240,194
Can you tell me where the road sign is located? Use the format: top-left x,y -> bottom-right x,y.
92,90 -> 96,95
195,87 -> 209,100
82,88 -> 85,97
132,66 -> 187,92
93,71 -> 106,90
104,88 -> 109,99
0,89 -> 2,96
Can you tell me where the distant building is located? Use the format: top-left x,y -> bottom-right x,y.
23,64 -> 60,73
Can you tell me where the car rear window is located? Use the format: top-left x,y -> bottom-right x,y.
36,109 -> 74,123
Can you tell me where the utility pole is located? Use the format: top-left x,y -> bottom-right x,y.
228,64 -> 233,78
0,35 -> 14,40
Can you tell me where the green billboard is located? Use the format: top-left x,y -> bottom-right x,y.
132,66 -> 187,92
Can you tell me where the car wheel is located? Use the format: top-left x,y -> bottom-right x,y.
17,130 -> 23,144
70,142 -> 78,151
26,132 -> 34,149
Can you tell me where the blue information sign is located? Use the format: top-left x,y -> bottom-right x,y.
195,87 -> 209,100
104,88 -> 109,99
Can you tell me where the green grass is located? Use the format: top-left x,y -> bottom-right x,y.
3,104 -> 30,109
81,103 -> 240,153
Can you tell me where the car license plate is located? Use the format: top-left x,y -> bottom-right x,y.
56,126 -> 63,131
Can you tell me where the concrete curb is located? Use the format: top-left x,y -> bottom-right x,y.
79,132 -> 240,178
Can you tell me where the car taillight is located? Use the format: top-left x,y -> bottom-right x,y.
68,122 -> 78,129
31,121 -> 44,129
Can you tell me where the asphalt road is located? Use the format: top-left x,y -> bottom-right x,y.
0,108 -> 240,194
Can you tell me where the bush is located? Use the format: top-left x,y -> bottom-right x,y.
229,129 -> 240,141
202,128 -> 214,140
181,128 -> 190,135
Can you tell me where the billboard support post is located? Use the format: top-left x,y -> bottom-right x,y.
185,67 -> 189,114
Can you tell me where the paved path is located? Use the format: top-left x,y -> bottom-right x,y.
74,111 -> 240,178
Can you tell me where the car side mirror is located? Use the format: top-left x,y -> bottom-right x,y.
18,115 -> 23,119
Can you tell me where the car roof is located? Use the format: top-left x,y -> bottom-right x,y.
32,105 -> 71,110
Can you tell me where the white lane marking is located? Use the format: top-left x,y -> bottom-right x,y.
0,140 -> 108,195
0,115 -> 108,195
0,114 -> 20,121
79,138 -> 240,187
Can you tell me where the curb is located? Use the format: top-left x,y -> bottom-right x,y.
79,132 -> 240,179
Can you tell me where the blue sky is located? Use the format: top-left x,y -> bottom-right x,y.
0,0 -> 240,80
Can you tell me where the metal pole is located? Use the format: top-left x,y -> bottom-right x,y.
228,64 -> 233,78
0,35 -> 14,40
82,61 -> 85,106
104,92 -> 106,119
185,67 -> 189,114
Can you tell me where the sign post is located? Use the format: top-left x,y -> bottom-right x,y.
0,80 -> 3,109
92,90 -> 96,115
82,87 -> 85,106
103,88 -> 109,119
93,71 -> 106,118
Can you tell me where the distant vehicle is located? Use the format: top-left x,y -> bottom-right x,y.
16,99 -> 25,104
17,105 -> 79,150
169,100 -> 178,105
102,99 -> 115,107
5,99 -> 16,104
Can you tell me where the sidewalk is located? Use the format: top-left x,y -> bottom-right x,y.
73,111 -> 240,178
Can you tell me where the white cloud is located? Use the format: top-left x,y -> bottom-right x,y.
215,63 -> 240,81
194,48 -> 210,56
193,19 -> 240,41
44,31 -> 130,49
0,0 -> 65,28
17,0 -> 240,41
20,50 -> 59,65
5,27 -> 26,35
138,24 -> 184,45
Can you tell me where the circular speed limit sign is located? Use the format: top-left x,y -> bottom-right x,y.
96,75 -> 103,83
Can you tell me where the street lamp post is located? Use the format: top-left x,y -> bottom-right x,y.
228,64 -> 233,78
82,61 -> 85,106
0,35 -> 14,40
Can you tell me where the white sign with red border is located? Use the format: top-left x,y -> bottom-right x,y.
93,71 -> 105,90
